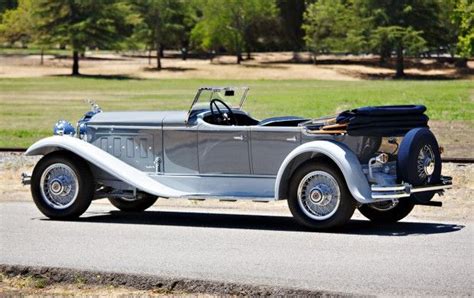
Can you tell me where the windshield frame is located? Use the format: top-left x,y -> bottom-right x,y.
186,87 -> 249,122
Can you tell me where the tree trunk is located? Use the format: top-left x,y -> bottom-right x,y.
40,48 -> 44,65
455,58 -> 468,68
148,49 -> 151,65
312,52 -> 317,64
246,49 -> 251,60
156,45 -> 162,70
72,50 -> 80,76
236,52 -> 243,64
181,47 -> 187,61
395,45 -> 404,78
159,45 -> 164,59
379,46 -> 391,66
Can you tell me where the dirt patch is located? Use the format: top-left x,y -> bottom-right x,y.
0,265 -> 340,297
1,52 -> 472,81
430,120 -> 474,158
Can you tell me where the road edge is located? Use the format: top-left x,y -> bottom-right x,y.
0,264 -> 351,297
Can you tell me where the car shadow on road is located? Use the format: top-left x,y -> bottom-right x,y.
73,210 -> 465,236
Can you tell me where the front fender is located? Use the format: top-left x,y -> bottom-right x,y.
26,136 -> 187,198
275,140 -> 372,203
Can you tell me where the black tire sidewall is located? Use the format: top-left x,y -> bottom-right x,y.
31,152 -> 94,219
287,162 -> 356,230
358,200 -> 415,224
108,195 -> 158,212
397,128 -> 442,202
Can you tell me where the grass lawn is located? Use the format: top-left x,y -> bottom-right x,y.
0,77 -> 472,147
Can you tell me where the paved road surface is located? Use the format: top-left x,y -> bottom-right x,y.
1,202 -> 473,296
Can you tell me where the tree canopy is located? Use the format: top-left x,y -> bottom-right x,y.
191,0 -> 278,63
0,0 -> 471,77
130,0 -> 186,70
34,0 -> 137,75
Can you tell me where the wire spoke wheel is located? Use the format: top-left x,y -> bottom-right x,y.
417,144 -> 435,182
40,163 -> 79,209
31,153 -> 94,219
288,163 -> 356,229
297,171 -> 341,221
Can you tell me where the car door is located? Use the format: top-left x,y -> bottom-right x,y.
198,122 -> 251,174
250,126 -> 301,175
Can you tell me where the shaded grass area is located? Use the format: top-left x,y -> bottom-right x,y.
0,77 -> 472,147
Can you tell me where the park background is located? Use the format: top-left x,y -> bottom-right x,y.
0,0 -> 472,158
0,0 -> 473,260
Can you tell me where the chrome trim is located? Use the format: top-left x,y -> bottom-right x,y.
372,193 -> 411,199
371,176 -> 452,201
411,184 -> 453,193
21,173 -> 31,185
149,173 -> 276,178
371,185 -> 408,192
185,195 -> 273,201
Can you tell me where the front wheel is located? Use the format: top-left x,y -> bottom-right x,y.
287,162 -> 356,230
108,195 -> 158,212
31,152 -> 94,219
358,200 -> 415,223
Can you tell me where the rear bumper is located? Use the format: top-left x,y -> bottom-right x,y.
371,176 -> 452,200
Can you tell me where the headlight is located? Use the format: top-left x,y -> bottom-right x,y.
53,120 -> 75,136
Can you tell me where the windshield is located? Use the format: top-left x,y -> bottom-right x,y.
188,87 -> 249,113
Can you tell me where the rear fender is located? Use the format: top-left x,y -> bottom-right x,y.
275,140 -> 372,203
25,136 -> 187,198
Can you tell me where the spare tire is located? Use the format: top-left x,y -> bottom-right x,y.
397,128 -> 442,203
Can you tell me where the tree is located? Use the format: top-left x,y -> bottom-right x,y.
0,0 -> 17,14
355,0 -> 443,77
303,0 -> 361,61
277,0 -> 306,58
371,26 -> 426,76
453,0 -> 474,66
130,0 -> 186,70
191,0 -> 278,64
303,0 -> 453,76
0,0 -> 34,46
35,0 -> 136,75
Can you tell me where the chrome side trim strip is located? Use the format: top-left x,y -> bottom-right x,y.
371,177 -> 453,201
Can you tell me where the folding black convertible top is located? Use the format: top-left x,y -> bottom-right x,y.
336,105 -> 429,136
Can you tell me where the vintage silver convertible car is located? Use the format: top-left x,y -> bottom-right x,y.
22,87 -> 452,229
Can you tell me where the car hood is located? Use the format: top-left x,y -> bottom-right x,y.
87,111 -> 187,126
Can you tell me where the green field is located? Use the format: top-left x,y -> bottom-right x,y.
0,77 -> 472,147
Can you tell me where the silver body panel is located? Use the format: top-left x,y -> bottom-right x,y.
27,107 -> 448,203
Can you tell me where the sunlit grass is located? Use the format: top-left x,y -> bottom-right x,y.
0,77 -> 472,147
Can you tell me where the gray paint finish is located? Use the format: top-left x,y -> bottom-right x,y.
250,127 -> 301,175
89,111 -> 187,126
81,108 -> 382,200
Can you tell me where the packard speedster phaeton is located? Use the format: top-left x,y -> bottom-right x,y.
22,87 -> 452,229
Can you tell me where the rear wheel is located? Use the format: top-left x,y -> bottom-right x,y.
108,195 -> 158,212
31,152 -> 94,219
358,200 -> 415,223
398,128 -> 441,203
287,162 -> 356,230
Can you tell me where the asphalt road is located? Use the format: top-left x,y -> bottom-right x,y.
1,201 -> 473,296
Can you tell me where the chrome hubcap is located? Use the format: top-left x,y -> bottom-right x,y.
297,171 -> 340,221
40,163 -> 79,209
417,145 -> 435,181
369,199 -> 399,211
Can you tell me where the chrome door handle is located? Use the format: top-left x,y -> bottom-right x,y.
286,136 -> 297,142
233,135 -> 244,141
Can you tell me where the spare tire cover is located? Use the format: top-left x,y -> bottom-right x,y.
397,128 -> 442,202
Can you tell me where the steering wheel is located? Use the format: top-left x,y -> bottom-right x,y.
210,99 -> 238,125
